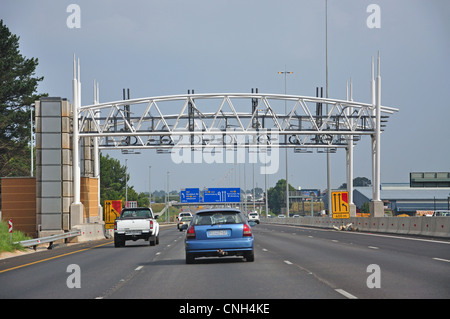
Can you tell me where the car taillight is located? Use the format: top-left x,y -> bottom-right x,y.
243,223 -> 252,237
114,220 -> 117,231
186,225 -> 196,239
150,220 -> 153,230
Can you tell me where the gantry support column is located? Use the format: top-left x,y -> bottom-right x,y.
70,55 -> 84,226
346,79 -> 356,217
35,97 -> 72,237
370,53 -> 384,217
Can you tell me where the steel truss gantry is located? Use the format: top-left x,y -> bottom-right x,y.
78,92 -> 397,151
71,54 -> 398,217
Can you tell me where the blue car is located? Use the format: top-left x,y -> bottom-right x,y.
185,208 -> 255,264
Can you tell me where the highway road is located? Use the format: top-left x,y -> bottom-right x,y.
0,223 -> 449,301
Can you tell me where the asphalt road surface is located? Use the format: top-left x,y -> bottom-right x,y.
1,223 -> 449,300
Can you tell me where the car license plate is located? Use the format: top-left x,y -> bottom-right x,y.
126,230 -> 141,235
208,230 -> 228,236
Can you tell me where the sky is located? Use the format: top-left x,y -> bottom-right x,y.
2,0 -> 449,195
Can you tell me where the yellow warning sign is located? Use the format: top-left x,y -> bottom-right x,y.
105,200 -> 122,229
331,191 -> 350,219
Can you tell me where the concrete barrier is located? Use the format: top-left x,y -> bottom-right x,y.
72,223 -> 105,242
262,216 -> 450,238
397,217 -> 410,235
376,217 -> 390,233
408,217 -> 422,236
434,217 -> 450,238
354,218 -> 371,232
421,217 -> 450,238
421,218 -> 436,237
387,218 -> 399,234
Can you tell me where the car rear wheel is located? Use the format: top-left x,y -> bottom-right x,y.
245,250 -> 255,262
149,235 -> 157,246
186,252 -> 196,264
114,236 -> 125,247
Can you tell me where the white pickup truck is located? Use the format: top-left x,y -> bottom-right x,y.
114,207 -> 160,247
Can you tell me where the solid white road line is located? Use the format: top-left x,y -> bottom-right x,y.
433,257 -> 450,263
335,288 -> 357,299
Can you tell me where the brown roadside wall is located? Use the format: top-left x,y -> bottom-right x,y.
2,176 -> 100,238
80,177 -> 99,221
1,177 -> 37,237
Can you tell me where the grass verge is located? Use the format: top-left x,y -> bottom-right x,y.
0,220 -> 31,253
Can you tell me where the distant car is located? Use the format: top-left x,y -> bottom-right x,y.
185,208 -> 255,264
278,214 -> 286,218
432,210 -> 450,217
292,215 -> 300,218
177,212 -> 193,221
248,211 -> 260,224
178,216 -> 193,231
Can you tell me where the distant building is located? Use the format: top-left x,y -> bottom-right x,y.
353,183 -> 450,216
410,172 -> 450,188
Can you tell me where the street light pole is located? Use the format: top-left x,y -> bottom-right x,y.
325,0 -> 332,216
125,159 -> 128,206
278,68 -> 293,217
149,166 -> 152,208
30,106 -> 34,177
166,171 -> 170,222
265,153 -> 269,217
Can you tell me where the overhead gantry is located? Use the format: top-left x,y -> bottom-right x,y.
71,53 -> 398,217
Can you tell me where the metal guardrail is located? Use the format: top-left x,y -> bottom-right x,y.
14,230 -> 82,250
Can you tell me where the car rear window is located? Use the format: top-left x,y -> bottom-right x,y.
121,209 -> 152,219
193,211 -> 244,225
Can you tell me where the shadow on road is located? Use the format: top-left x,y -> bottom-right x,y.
145,256 -> 247,266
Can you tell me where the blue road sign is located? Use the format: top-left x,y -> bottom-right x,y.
203,188 -> 240,203
180,188 -> 200,203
